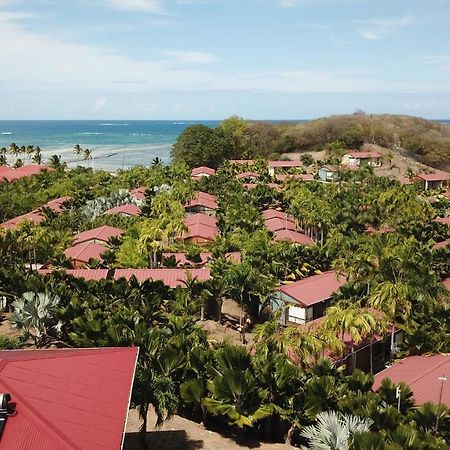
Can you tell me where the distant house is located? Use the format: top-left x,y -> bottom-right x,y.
272,271 -> 346,325
236,171 -> 260,181
0,196 -> 71,230
73,225 -> 123,245
104,204 -> 141,217
185,191 -> 218,216
0,347 -> 137,450
191,166 -> 216,180
265,217 -> 297,233
180,213 -> 219,246
416,172 -> 450,190
318,165 -> 358,182
342,151 -> 382,167
64,242 -> 107,268
263,209 -> 295,222
130,186 -> 147,202
114,268 -> 211,287
268,160 -> 303,176
273,229 -> 315,246
373,354 -> 450,406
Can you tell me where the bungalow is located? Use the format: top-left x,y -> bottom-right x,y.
268,160 -> 303,176
185,191 -> 218,216
180,213 -> 219,246
185,213 -> 218,229
73,225 -> 123,245
341,151 -> 382,167
272,271 -> 346,325
191,166 -> 216,180
318,165 -> 358,182
373,354 -> 450,406
114,268 -> 211,287
0,347 -> 137,450
104,204 -> 141,217
273,229 -> 315,246
263,209 -> 295,222
64,242 -> 107,268
416,172 -> 450,190
130,186 -> 147,202
265,217 -> 297,233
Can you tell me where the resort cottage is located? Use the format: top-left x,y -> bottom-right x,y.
185,192 -> 218,216
341,151 -> 382,167
416,172 -> 450,190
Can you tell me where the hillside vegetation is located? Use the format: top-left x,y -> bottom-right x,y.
172,114 -> 450,170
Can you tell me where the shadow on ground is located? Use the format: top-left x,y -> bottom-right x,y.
124,430 -> 204,450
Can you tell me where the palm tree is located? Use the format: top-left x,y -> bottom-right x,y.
73,144 -> 82,161
32,148 -> 43,165
10,292 -> 64,348
48,154 -> 62,169
300,411 -> 373,450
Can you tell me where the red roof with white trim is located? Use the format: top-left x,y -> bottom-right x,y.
73,225 -> 123,245
64,242 -> 107,264
114,268 -> 211,287
0,347 -> 137,450
277,271 -> 346,306
273,229 -> 315,245
263,209 -> 293,221
104,204 -> 141,216
373,354 -> 450,406
417,172 -> 450,182
191,166 -> 216,177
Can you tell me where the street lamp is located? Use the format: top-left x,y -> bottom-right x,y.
435,374 -> 447,433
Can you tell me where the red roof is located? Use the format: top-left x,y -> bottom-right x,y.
104,204 -> 141,216
442,277 -> 450,292
114,268 -> 211,287
39,269 -> 109,281
191,166 -> 216,177
183,222 -> 219,241
0,166 -> 17,181
0,347 -> 137,450
0,165 -> 53,182
44,196 -> 71,213
273,229 -> 315,245
434,217 -> 450,225
373,354 -> 450,406
417,172 -> 450,182
277,271 -> 346,306
64,242 -> 107,264
185,213 -> 218,229
162,252 -> 240,267
275,173 -> 314,182
185,192 -> 218,210
74,225 -> 123,245
346,151 -> 382,159
236,171 -> 260,180
434,238 -> 450,249
130,187 -> 147,201
263,209 -> 293,221
265,217 -> 297,232
268,160 -> 303,168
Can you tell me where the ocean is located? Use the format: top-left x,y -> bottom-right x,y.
0,120 -> 220,171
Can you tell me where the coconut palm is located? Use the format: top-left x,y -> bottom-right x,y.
300,410 -> 373,450
10,292 -> 64,348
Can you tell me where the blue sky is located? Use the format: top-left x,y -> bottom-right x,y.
0,0 -> 449,119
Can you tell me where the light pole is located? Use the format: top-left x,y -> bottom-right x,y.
435,374 -> 447,433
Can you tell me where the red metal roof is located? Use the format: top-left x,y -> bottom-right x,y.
373,354 -> 450,406
185,213 -> 218,229
44,196 -> 71,213
277,271 -> 346,306
191,166 -> 216,177
275,173 -> 314,182
273,229 -> 315,245
114,268 -> 211,287
434,217 -> 450,225
265,217 -> 297,232
417,172 -> 450,182
39,269 -> 109,281
64,242 -> 107,264
74,225 -> 123,245
130,187 -> 147,201
0,165 -> 53,183
263,209 -> 293,221
268,160 -> 303,168
183,222 -> 219,241
236,171 -> 260,180
0,347 -> 137,450
185,192 -> 218,210
0,166 -> 17,181
346,151 -> 382,159
442,277 -> 450,292
434,238 -> 450,249
104,204 -> 141,216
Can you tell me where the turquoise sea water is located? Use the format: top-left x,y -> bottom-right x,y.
0,120 -> 220,171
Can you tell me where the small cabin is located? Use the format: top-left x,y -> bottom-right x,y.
341,151 -> 382,167
416,172 -> 450,191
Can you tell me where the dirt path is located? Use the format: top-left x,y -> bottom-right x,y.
124,409 -> 295,450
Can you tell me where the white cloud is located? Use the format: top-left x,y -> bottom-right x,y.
105,0 -> 164,13
355,15 -> 413,40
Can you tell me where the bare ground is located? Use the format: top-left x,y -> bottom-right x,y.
124,408 -> 295,450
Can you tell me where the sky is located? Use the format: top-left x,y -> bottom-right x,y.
0,0 -> 449,120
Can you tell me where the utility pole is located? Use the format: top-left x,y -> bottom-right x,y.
396,385 -> 401,412
435,374 -> 447,432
